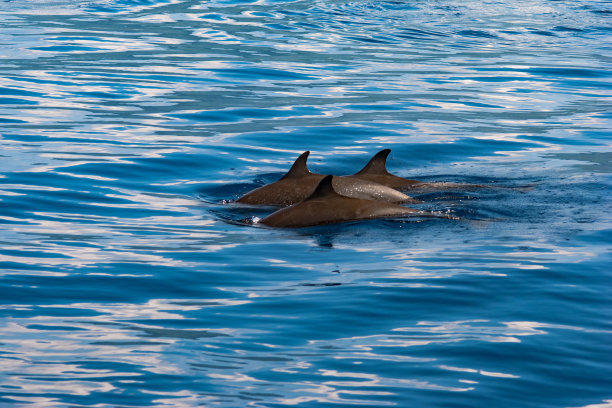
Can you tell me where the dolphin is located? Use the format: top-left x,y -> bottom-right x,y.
351,149 -> 423,189
236,151 -> 419,206
352,149 -> 486,191
259,175 -> 425,228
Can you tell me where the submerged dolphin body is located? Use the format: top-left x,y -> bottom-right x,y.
259,175 -> 423,228
236,151 -> 418,206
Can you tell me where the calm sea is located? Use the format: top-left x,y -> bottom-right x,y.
0,0 -> 610,407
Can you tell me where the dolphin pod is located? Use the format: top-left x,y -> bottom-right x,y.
231,149 -> 463,228
236,151 -> 420,206
259,175 -> 424,228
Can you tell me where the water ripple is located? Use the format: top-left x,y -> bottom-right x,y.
0,0 -> 610,406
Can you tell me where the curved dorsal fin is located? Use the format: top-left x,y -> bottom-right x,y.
305,175 -> 339,200
355,149 -> 391,176
281,151 -> 311,179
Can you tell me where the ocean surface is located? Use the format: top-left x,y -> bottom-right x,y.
0,0 -> 611,407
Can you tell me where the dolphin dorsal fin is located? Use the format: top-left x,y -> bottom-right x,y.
355,149 -> 391,176
281,151 -> 311,179
305,175 -> 339,200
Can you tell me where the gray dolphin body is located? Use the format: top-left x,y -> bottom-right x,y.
351,149 -> 423,189
236,151 -> 418,206
352,149 -> 485,191
259,175 -> 423,228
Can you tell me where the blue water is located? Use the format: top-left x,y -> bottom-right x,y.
0,0 -> 611,406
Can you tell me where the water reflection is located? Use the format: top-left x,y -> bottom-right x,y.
0,0 -> 610,406
4,276 -> 603,405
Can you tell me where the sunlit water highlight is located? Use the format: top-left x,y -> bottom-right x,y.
0,0 -> 611,407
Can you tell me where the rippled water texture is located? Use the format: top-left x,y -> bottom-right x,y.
0,0 -> 611,407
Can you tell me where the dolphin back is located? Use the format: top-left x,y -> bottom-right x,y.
259,175 -> 421,228
355,149 -> 391,176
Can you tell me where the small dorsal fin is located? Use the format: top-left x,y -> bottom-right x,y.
281,151 -> 311,179
355,149 -> 391,176
305,175 -> 339,200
